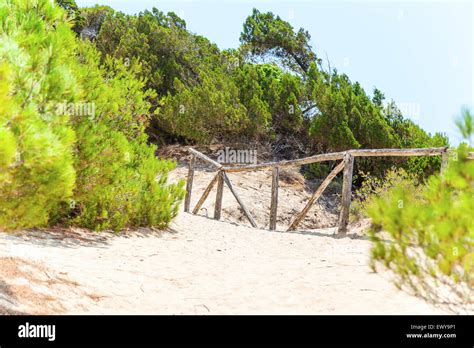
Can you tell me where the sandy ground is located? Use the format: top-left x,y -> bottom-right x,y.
0,213 -> 448,315
0,164 -> 454,314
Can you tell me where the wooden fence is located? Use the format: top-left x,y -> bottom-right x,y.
184,147 -> 474,235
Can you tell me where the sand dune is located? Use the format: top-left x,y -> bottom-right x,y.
0,165 -> 451,314
0,212 -> 447,314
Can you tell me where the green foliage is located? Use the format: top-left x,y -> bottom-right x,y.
366,144 -> 473,306
63,32 -> 185,231
158,73 -> 249,144
240,8 -> 318,73
455,108 -> 473,146
0,65 -> 17,172
0,0 -> 184,231
308,66 -> 397,152
93,8 -> 312,144
232,64 -> 272,139
233,63 -> 306,137
88,5 -> 444,183
95,8 -> 225,98
303,163 -> 331,181
54,0 -> 84,34
93,8 -> 251,144
350,168 -> 420,222
239,10 -> 447,178
76,5 -> 113,40
0,0 -> 77,228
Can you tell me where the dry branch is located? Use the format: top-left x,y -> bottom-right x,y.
287,160 -> 345,231
349,147 -> 446,157
192,172 -> 219,214
222,172 -> 257,228
189,148 -> 222,169
222,152 -> 346,173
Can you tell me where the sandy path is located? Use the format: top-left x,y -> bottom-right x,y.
0,164 -> 452,314
0,212 -> 446,314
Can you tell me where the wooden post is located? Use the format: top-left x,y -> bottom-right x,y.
287,160 -> 345,231
222,172 -> 257,228
184,154 -> 196,212
214,171 -> 224,220
269,166 -> 279,230
337,153 -> 354,235
192,172 -> 219,214
440,150 -> 449,175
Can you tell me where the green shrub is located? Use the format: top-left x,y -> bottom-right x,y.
63,20 -> 186,231
0,0 -> 184,231
351,168 -> 420,222
0,0 -> 77,228
94,8 -> 254,144
366,144 -> 473,308
158,73 -> 249,144
304,163 -> 332,181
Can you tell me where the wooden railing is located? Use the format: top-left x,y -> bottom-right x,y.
184,147 -> 473,236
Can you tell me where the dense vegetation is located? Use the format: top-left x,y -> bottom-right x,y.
0,0 -> 454,231
70,6 -> 448,180
0,0 -> 184,231
365,111 -> 473,308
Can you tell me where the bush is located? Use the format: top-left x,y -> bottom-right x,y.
158,73 -> 249,144
0,0 -> 77,228
0,0 -> 184,231
366,144 -> 473,309
303,163 -> 332,181
350,168 -> 420,222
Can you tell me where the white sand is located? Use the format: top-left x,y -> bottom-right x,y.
0,212 -> 447,314
0,164 -> 454,314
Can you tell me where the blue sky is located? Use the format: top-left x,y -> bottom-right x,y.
77,0 -> 473,145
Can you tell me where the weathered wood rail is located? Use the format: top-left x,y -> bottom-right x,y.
184,147 -> 473,236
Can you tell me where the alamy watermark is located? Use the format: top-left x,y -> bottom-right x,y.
18,322 -> 55,341
216,147 -> 257,165
56,101 -> 96,120
385,101 -> 421,120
